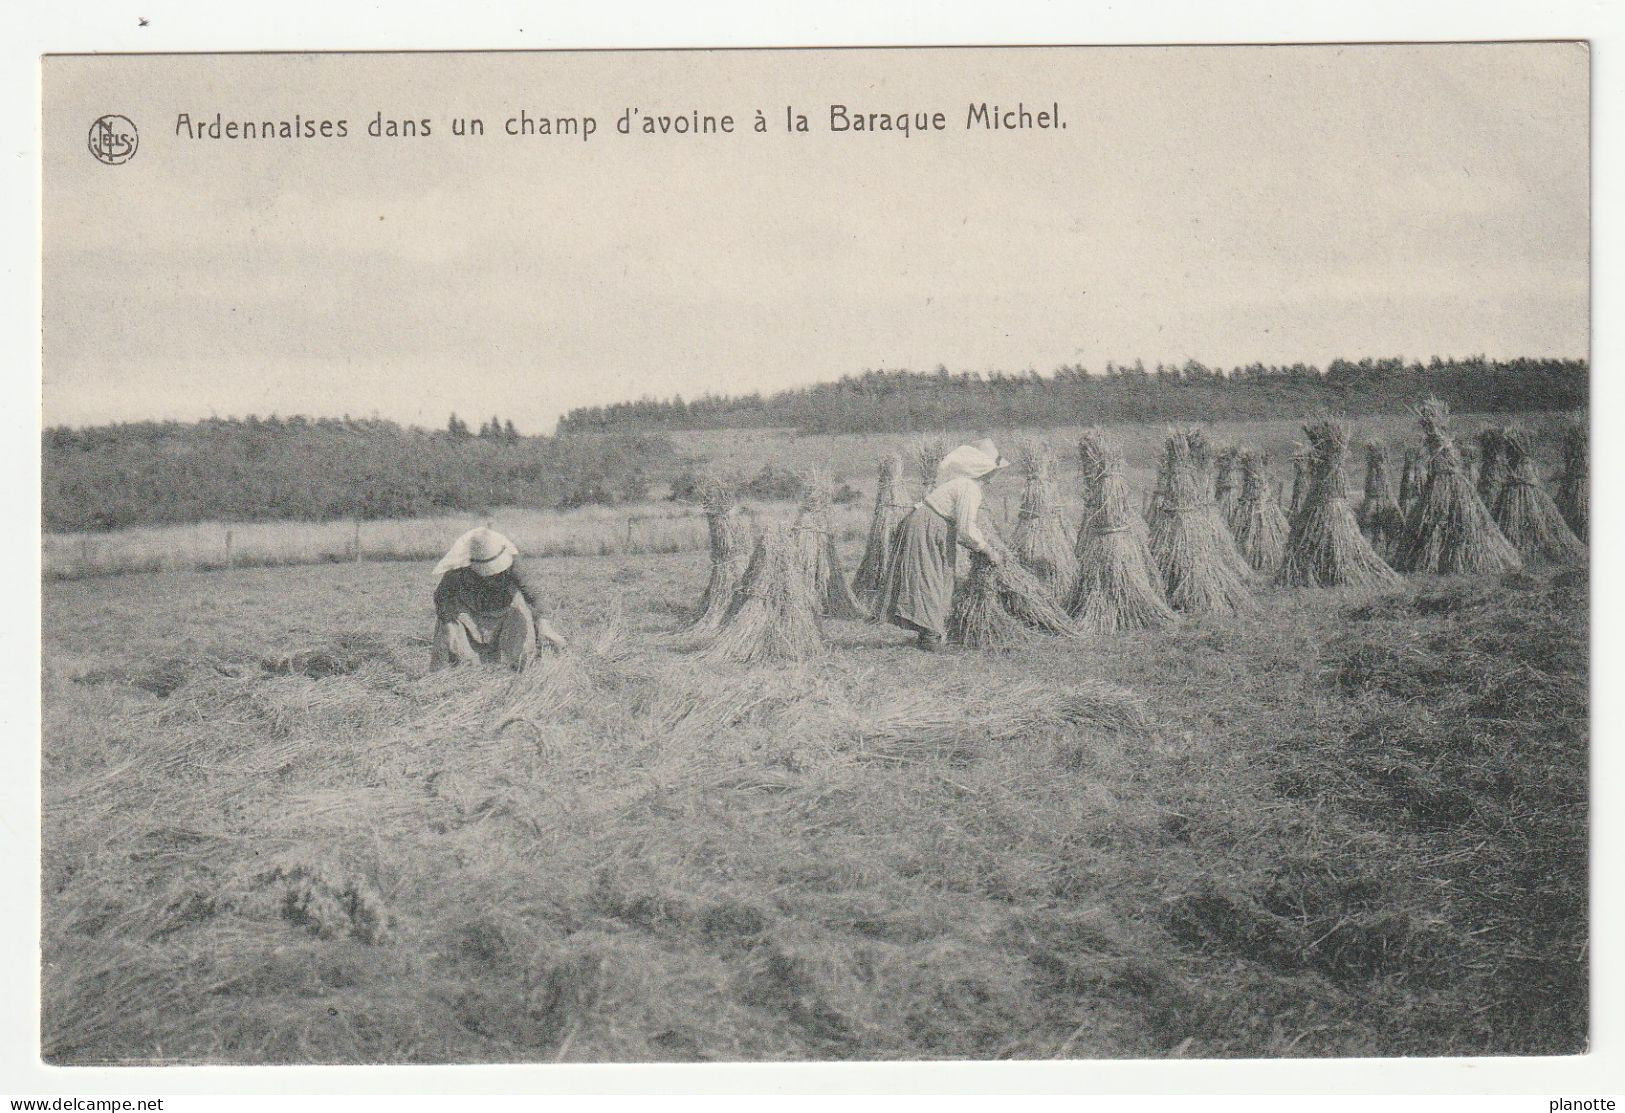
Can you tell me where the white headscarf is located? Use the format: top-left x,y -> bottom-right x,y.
934,438 -> 1010,485
433,526 -> 519,577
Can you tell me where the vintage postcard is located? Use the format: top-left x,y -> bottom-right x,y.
38,43 -> 1589,1070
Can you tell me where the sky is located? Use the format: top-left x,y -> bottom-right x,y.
42,44 -> 1589,433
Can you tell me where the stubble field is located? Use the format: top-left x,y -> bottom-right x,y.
41,524 -> 1587,1062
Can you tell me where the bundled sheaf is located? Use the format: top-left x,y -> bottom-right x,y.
1462,442 -> 1481,485
795,471 -> 868,620
949,527 -> 1081,649
1007,435 -> 1077,604
1277,420 -> 1399,589
1147,429 -> 1254,615
1213,448 -> 1242,535
909,433 -> 951,493
1144,447 -> 1173,527
1492,425 -> 1586,566
1066,428 -> 1174,632
1192,431 -> 1253,580
1476,429 -> 1506,509
1232,449 -> 1289,574
1555,421 -> 1588,542
1393,398 -> 1523,576
1288,444 -> 1310,522
676,476 -> 750,640
1397,447 -> 1424,517
852,454 -> 905,608
699,523 -> 825,664
1357,444 -> 1405,556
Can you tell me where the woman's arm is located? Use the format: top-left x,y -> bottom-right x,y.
432,572 -> 459,623
952,480 -> 997,557
511,561 -> 567,650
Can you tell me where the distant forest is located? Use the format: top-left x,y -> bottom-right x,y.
45,357 -> 1588,532
43,414 -> 672,532
556,357 -> 1588,435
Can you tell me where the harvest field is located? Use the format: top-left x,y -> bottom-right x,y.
41,517 -> 1587,1062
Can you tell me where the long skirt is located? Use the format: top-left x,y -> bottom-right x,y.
430,594 -> 536,671
878,505 -> 958,638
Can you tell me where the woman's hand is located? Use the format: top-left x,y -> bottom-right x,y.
535,618 -> 568,652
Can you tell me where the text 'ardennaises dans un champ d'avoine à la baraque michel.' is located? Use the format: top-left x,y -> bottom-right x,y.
172,102 -> 1066,142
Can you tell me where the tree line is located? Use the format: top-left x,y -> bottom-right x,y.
555,356 -> 1588,435
43,414 -> 673,532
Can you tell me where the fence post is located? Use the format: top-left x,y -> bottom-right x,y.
225,529 -> 234,569
353,518 -> 363,562
625,517 -> 636,552
80,536 -> 90,570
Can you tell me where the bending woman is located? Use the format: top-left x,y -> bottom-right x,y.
878,438 -> 1009,651
429,526 -> 567,670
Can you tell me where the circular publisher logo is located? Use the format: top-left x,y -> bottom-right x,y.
88,115 -> 138,165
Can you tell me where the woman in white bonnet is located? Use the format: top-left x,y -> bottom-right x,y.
878,438 -> 1010,651
429,526 -> 567,670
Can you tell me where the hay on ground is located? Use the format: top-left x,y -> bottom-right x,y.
795,471 -> 867,620
1492,425 -> 1586,566
1357,444 -> 1405,556
1277,420 -> 1399,589
1232,449 -> 1289,574
1147,429 -> 1254,615
699,524 -> 825,664
1066,427 -> 1174,633
1555,421 -> 1588,542
850,677 -> 1152,762
852,454 -> 905,609
1393,398 -> 1523,576
1007,435 -> 1077,604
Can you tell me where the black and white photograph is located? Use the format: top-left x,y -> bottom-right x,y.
14,18 -> 1617,1099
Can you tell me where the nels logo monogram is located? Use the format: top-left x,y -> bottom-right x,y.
88,114 -> 139,165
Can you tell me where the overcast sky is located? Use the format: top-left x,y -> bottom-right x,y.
43,44 -> 1588,433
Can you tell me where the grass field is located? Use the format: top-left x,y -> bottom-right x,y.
41,538 -> 1587,1062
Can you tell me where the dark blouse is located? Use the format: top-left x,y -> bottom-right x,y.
433,561 -> 545,623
